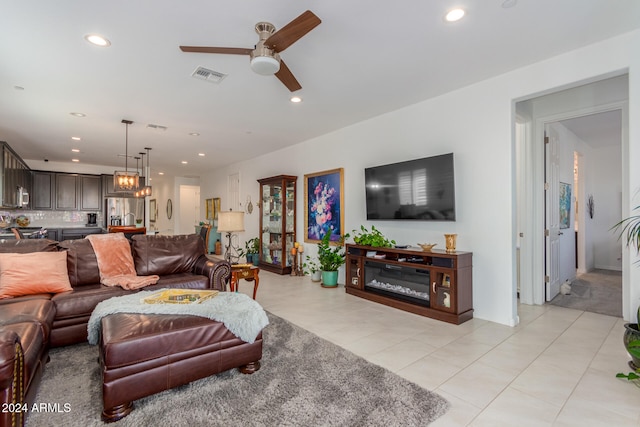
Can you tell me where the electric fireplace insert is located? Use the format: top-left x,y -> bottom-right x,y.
363,260 -> 430,306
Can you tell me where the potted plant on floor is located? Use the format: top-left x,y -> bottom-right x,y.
317,228 -> 348,288
303,256 -> 322,282
613,204 -> 640,381
618,303 -> 640,387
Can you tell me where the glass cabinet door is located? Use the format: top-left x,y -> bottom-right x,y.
258,175 -> 297,274
430,269 -> 456,313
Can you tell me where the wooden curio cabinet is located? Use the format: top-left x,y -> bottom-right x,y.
258,175 -> 297,274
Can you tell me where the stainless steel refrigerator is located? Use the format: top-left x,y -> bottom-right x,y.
105,197 -> 145,227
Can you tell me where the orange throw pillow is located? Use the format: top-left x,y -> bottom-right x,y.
0,252 -> 72,299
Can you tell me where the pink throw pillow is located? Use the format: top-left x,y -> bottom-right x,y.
0,252 -> 72,299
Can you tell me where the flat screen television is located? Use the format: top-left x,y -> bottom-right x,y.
364,153 -> 456,221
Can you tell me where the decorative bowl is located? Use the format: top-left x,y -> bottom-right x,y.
417,243 -> 437,252
16,215 -> 30,227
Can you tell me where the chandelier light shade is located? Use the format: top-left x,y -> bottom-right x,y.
113,119 -> 140,193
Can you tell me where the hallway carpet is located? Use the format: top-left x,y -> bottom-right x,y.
549,269 -> 622,317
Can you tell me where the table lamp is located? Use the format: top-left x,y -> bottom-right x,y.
217,210 -> 245,263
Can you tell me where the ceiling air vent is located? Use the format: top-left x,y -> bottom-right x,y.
146,124 -> 167,131
192,66 -> 227,84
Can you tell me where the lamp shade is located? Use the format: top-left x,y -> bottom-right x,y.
217,211 -> 245,232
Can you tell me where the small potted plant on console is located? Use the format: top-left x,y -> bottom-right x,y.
317,228 -> 348,288
240,237 -> 260,265
351,225 -> 396,248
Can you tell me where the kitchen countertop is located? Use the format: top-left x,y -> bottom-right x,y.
107,225 -> 146,234
0,225 -> 105,239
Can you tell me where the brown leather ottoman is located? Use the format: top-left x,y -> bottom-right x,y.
99,313 -> 262,422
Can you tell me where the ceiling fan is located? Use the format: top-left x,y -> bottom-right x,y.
180,10 -> 321,92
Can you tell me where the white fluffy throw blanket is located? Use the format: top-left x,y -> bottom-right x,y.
87,290 -> 269,345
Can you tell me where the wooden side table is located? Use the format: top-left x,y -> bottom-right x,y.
230,265 -> 260,300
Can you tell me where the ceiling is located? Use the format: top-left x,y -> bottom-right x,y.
560,110 -> 622,148
1,1 -> 638,178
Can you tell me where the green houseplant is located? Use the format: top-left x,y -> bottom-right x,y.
317,228 -> 348,288
351,225 -> 396,248
303,256 -> 322,282
613,204 -> 640,382
239,237 -> 260,265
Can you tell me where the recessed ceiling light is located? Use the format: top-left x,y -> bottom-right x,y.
445,8 -> 465,22
71,136 -> 81,141
198,153 -> 205,157
14,86 -> 24,91
189,132 -> 200,137
502,0 -> 518,8
290,96 -> 302,103
181,161 -> 188,164
70,112 -> 86,117
158,172 -> 164,175
84,34 -> 111,47
72,158 -> 80,162
71,148 -> 80,153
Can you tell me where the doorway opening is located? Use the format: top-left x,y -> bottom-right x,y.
515,73 -> 628,319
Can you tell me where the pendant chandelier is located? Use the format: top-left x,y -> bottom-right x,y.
134,155 -> 143,198
134,152 -> 145,198
113,119 -> 139,193
142,147 -> 152,197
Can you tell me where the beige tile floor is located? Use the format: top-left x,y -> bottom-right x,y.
238,270 -> 640,426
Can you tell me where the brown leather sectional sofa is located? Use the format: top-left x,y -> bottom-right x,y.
0,234 -> 231,427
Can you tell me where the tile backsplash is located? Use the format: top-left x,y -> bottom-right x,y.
0,210 -> 103,228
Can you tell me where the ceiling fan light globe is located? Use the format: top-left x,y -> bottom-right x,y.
250,56 -> 280,75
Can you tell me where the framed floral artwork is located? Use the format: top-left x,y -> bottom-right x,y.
304,168 -> 344,244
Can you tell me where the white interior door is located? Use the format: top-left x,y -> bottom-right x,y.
545,125 -> 561,301
179,185 -> 200,235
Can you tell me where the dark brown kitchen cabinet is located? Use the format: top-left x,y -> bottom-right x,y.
79,175 -> 101,210
60,227 -> 102,240
34,172 -> 102,211
1,142 -> 31,208
55,174 -> 79,210
32,171 -> 55,210
102,174 -> 117,197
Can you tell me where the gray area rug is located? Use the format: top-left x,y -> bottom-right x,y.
26,312 -> 449,426
549,269 -> 622,317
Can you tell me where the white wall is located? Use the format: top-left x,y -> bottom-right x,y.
201,29 -> 640,325
591,144 -> 624,270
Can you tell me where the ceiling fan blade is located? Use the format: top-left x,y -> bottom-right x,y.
275,60 -> 302,92
265,10 -> 321,53
179,46 -> 253,55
